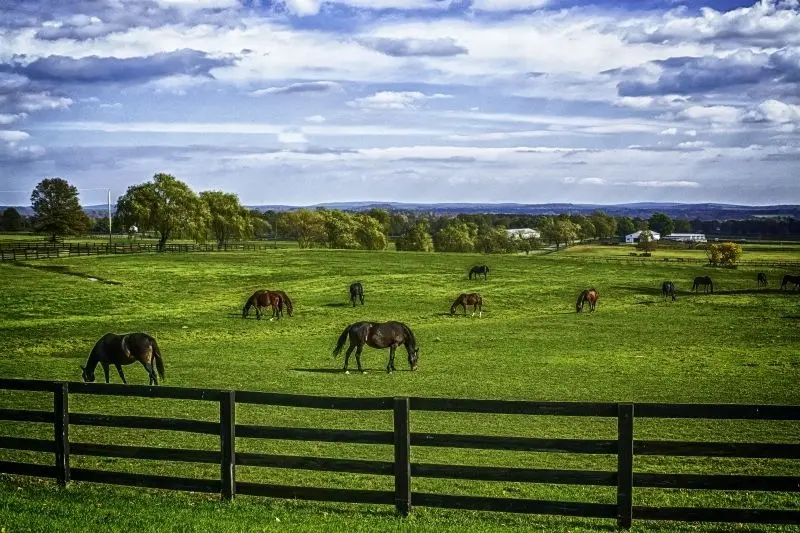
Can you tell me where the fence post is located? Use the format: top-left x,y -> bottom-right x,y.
220,390 -> 236,500
54,382 -> 70,486
616,403 -> 634,529
393,397 -> 411,516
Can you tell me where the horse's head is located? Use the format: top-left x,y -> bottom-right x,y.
80,365 -> 95,383
450,304 -> 457,315
408,347 -> 419,371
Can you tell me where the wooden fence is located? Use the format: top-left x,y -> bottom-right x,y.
0,378 -> 798,528
0,242 -> 274,262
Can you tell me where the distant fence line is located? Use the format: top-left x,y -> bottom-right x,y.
0,378 -> 799,528
0,242 -> 275,262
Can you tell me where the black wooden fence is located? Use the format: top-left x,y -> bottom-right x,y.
0,378 -> 798,528
0,242 -> 275,261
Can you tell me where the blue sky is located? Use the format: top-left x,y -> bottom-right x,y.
0,0 -> 798,206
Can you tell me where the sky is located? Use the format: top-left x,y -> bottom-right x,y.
0,0 -> 798,206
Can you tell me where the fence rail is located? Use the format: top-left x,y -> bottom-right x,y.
0,242 -> 275,261
0,378 -> 798,529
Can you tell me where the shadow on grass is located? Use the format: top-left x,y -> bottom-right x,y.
783,315 -> 800,320
292,367 -> 413,373
324,302 -> 351,308
614,285 -> 791,297
11,262 -> 122,285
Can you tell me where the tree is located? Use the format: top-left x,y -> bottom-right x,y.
249,210 -> 272,240
649,212 -> 675,236
636,230 -> 657,254
200,191 -> 252,246
365,208 -> 391,235
674,218 -> 691,233
276,209 -> 326,248
719,242 -> 742,266
355,214 -> 388,250
434,221 -> 476,252
322,210 -> 361,249
30,177 -> 92,241
476,226 -> 514,254
115,173 -> 209,250
397,220 -> 434,252
0,207 -> 26,232
570,215 -> 595,241
616,217 -> 636,240
589,211 -> 617,240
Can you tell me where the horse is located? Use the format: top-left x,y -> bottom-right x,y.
81,332 -> 164,385
661,281 -> 676,302
242,290 -> 283,320
450,292 -> 483,317
469,265 -> 489,280
757,272 -> 768,288
575,289 -> 599,312
332,321 -> 419,374
781,274 -> 800,291
349,282 -> 364,307
271,290 -> 294,316
692,276 -> 713,293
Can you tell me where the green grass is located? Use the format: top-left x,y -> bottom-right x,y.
560,243 -> 800,262
1,246 -> 799,532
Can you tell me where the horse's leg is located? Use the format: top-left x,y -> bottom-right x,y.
355,345 -> 365,374
344,344 -> 355,373
101,362 -> 110,383
387,346 -> 396,373
114,364 -> 127,384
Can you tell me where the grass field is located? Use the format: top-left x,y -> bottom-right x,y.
1,246 -> 799,532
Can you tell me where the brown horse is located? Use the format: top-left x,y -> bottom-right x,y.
451,292 -> 483,317
81,332 -> 164,385
781,274 -> 800,291
242,290 -> 283,320
576,288 -> 599,312
757,272 -> 767,288
270,290 -> 294,316
692,276 -> 713,293
332,321 -> 419,374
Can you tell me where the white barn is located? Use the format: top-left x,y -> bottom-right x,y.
506,228 -> 541,240
662,233 -> 707,243
624,230 -> 660,244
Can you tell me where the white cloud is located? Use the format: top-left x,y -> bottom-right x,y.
617,95 -> 689,109
563,176 -> 576,184
347,91 -> 451,111
675,105 -> 742,124
579,177 -> 605,185
0,113 -> 25,125
99,102 -> 123,109
471,0 -> 551,11
660,127 -> 678,135
305,115 -> 326,123
250,81 -> 343,96
629,180 -> 701,188
742,99 -> 800,124
0,130 -> 30,142
278,130 -> 309,144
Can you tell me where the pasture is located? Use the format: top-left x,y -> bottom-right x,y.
1,247 -> 799,532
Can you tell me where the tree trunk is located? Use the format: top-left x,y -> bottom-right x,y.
158,232 -> 169,251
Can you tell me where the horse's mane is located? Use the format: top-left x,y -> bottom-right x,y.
575,290 -> 587,307
399,322 -> 417,350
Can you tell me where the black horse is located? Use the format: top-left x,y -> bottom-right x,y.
81,332 -> 164,385
757,272 -> 767,288
781,274 -> 800,290
349,282 -> 364,307
332,321 -> 419,374
661,281 -> 676,302
692,276 -> 713,293
469,265 -> 489,280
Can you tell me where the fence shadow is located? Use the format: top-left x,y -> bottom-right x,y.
9,262 -> 122,285
323,303 -> 350,308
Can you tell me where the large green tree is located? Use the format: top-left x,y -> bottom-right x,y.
434,221 -> 476,252
277,209 -> 326,248
115,173 -> 208,250
0,207 -> 26,232
476,226 -> 514,254
355,214 -> 389,250
322,210 -> 361,249
200,191 -> 252,246
30,177 -> 92,241
616,217 -> 636,240
649,212 -> 675,236
397,220 -> 434,252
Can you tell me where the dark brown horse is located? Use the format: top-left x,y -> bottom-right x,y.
242,290 -> 283,320
781,274 -> 800,290
576,288 -> 598,312
757,272 -> 767,288
271,290 -> 294,316
350,282 -> 364,307
451,292 -> 483,317
469,265 -> 489,280
332,321 -> 419,374
661,281 -> 676,302
692,276 -> 713,293
81,332 -> 164,385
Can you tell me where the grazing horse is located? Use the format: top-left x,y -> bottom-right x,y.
575,288 -> 599,312
332,321 -> 419,374
781,274 -> 800,291
692,276 -> 714,293
349,282 -> 364,307
757,272 -> 768,288
661,281 -> 677,302
81,332 -> 164,385
450,292 -> 483,317
242,290 -> 283,320
469,265 -> 489,280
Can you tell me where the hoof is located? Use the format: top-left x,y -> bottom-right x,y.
362,371 -> 367,375
345,370 -> 350,375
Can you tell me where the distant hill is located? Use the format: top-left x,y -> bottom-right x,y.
3,202 -> 799,221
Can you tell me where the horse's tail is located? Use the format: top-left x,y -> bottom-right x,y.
150,336 -> 165,380
332,324 -> 351,357
575,290 -> 585,309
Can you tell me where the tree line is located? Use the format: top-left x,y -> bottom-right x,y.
3,175 -> 797,252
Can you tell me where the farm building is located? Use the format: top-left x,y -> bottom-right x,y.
624,230 -> 660,244
662,233 -> 707,243
506,228 -> 541,239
